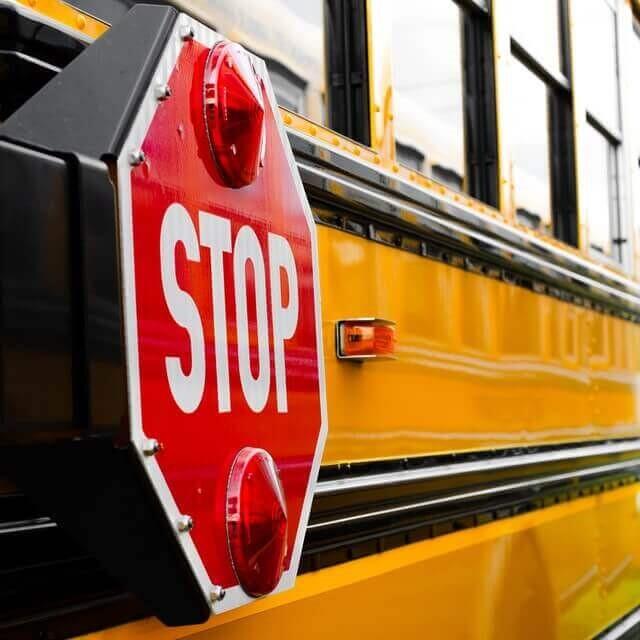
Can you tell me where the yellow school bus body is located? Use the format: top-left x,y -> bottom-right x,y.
5,0 -> 640,638
80,485 -> 640,640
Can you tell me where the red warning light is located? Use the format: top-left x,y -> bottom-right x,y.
203,41 -> 266,188
226,448 -> 288,597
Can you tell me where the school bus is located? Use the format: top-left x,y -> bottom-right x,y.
2,0 -> 640,638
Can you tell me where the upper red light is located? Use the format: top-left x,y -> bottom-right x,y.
226,447 -> 288,597
203,41 -> 266,188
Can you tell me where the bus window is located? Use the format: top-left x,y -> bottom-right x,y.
510,0 -> 562,76
584,124 -> 620,259
391,0 -> 465,193
508,0 -> 577,245
578,0 -> 623,261
583,0 -> 620,133
510,58 -> 553,235
206,0 -> 326,124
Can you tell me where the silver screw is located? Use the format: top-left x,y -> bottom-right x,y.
210,585 -> 226,602
154,83 -> 172,101
177,515 -> 194,532
180,25 -> 195,41
128,149 -> 146,166
142,438 -> 161,457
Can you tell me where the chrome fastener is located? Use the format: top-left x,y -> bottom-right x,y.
210,585 -> 226,602
180,25 -> 195,41
154,83 -> 172,101
177,515 -> 194,532
128,149 -> 146,166
142,438 -> 162,457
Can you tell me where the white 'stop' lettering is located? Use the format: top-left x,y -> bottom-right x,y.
160,204 -> 300,414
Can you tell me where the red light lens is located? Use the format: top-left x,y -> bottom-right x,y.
203,41 -> 265,188
226,447 -> 288,597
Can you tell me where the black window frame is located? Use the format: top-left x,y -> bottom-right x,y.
509,0 -> 578,247
325,0 -> 370,145
460,0 -> 499,208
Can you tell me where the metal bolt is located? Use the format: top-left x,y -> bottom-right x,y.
177,515 -> 193,532
210,585 -> 226,602
143,438 -> 161,457
154,83 -> 172,101
180,24 -> 195,41
129,149 -> 146,166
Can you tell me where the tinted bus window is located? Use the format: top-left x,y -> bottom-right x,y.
391,0 -> 466,192
583,0 -> 619,131
510,58 -> 552,235
510,0 -> 562,74
584,123 -> 620,258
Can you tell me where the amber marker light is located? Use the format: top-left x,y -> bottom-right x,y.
336,318 -> 396,360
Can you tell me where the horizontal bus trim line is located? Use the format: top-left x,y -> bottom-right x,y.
289,130 -> 640,315
316,439 -> 640,495
301,464 -> 639,572
309,458 -> 640,530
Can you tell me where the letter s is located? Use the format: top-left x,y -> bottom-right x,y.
160,203 -> 205,413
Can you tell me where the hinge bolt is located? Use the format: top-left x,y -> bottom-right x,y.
129,149 -> 146,166
177,515 -> 194,532
210,585 -> 226,602
142,438 -> 162,456
154,83 -> 172,101
180,25 -> 195,41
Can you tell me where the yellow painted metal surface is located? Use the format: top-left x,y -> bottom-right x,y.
16,0 -> 108,40
316,224 -> 640,465
75,485 -> 640,640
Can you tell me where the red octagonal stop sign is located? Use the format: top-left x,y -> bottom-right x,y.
116,16 -> 327,614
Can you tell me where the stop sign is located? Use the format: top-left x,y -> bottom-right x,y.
116,16 -> 327,613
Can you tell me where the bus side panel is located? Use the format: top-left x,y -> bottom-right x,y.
76,485 -> 640,640
317,226 -> 640,464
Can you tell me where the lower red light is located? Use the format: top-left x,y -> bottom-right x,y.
226,447 -> 288,597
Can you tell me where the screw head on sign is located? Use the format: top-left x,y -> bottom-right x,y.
179,24 -> 195,41
154,83 -> 172,101
177,515 -> 194,532
210,585 -> 226,602
128,149 -> 146,166
142,438 -> 162,457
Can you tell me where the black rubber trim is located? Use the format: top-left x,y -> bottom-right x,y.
301,465 -> 640,573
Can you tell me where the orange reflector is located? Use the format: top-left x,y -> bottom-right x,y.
336,319 -> 396,360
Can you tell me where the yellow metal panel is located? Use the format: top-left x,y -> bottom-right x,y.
75,485 -> 640,640
317,225 -> 640,464
16,0 -> 108,40
366,0 -> 395,159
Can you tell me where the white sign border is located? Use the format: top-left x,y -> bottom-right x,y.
115,13 -> 328,616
